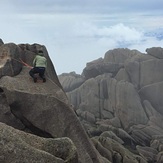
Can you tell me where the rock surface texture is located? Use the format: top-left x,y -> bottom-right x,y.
0,40 -> 107,163
59,47 -> 163,163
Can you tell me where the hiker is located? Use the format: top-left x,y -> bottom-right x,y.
29,50 -> 47,83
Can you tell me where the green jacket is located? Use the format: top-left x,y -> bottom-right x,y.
33,55 -> 47,68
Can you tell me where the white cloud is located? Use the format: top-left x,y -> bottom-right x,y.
0,1 -> 163,74
74,23 -> 142,41
51,21 -> 163,74
128,36 -> 163,53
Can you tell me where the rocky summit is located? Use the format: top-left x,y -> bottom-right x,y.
59,47 -> 163,163
0,40 -> 108,163
1,38 -> 163,163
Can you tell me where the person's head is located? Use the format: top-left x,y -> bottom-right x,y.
38,50 -> 44,56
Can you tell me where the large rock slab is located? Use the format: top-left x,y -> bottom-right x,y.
115,68 -> 130,82
114,81 -> 148,129
0,43 -> 106,163
0,43 -> 23,77
58,72 -> 85,92
124,53 -> 156,89
136,145 -> 158,162
139,82 -> 163,115
67,73 -> 113,119
67,75 -> 148,129
0,89 -> 25,130
0,76 -> 105,163
82,61 -> 123,79
92,136 -> 147,163
139,59 -> 163,88
146,47 -> 163,59
0,122 -> 78,163
104,48 -> 139,64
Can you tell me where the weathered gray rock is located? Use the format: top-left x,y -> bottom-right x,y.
79,111 -> 96,124
124,53 -> 155,89
146,47 -> 163,59
82,61 -> 123,79
0,72 -> 103,163
143,100 -> 163,129
0,43 -> 23,77
97,124 -> 135,145
136,145 -> 158,162
104,48 -> 139,64
129,123 -> 163,146
139,82 -> 163,115
2,44 -> 163,162
58,72 -> 85,92
81,52 -> 133,79
0,122 -> 77,163
114,81 -> 148,129
67,73 -> 113,119
59,47 -> 163,163
0,43 -> 61,88
0,90 -> 25,130
0,43 -> 106,163
157,151 -> 163,163
60,47 -> 163,162
100,131 -> 124,144
140,59 -> 163,88
115,68 -> 130,82
151,136 -> 163,152
91,138 -> 112,163
92,136 -> 147,163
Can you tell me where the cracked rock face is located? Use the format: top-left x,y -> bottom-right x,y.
0,41 -> 107,163
59,47 -> 163,163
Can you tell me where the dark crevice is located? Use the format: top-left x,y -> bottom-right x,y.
0,87 -> 4,93
9,101 -> 53,138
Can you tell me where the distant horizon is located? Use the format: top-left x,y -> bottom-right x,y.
1,0 -> 163,74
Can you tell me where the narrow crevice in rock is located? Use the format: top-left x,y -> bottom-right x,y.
0,87 -> 4,93
9,101 -> 53,138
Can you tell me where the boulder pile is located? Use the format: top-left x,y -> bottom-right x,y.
59,47 -> 163,163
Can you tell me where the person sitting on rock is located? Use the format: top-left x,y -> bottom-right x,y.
29,50 -> 47,83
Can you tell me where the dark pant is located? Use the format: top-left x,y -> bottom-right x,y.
29,67 -> 45,79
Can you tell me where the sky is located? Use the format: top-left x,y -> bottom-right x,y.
0,0 -> 163,75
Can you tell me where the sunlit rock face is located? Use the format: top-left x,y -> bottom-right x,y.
59,47 -> 163,163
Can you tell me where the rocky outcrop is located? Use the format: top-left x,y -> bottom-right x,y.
0,43 -> 23,77
59,47 -> 163,163
92,136 -> 147,163
0,40 -> 107,163
0,122 -> 77,163
1,39 -> 163,163
58,72 -> 85,92
146,47 -> 163,59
